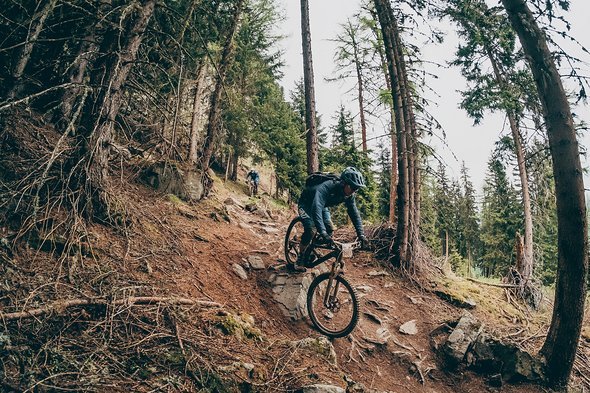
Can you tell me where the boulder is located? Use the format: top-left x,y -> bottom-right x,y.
469,334 -> 545,382
142,162 -> 205,201
443,312 -> 483,365
269,265 -> 328,320
442,313 -> 545,384
269,272 -> 312,320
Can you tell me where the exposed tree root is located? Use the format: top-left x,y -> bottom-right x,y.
0,296 -> 221,321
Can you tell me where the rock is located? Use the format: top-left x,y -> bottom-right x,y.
224,197 -> 236,205
245,203 -> 258,212
301,385 -> 345,393
363,327 -> 390,346
355,285 -> 373,293
272,273 -> 312,320
290,337 -> 337,366
406,295 -> 423,305
367,270 -> 389,278
142,162 -> 205,201
238,222 -> 253,230
262,227 -> 280,234
384,282 -> 395,288
399,320 -> 418,335
469,334 -> 545,382
232,263 -> 248,280
270,266 -> 328,320
363,311 -> 383,325
216,311 -> 261,340
247,255 -> 265,270
443,312 -> 483,366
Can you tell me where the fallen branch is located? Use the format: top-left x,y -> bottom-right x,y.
0,296 -> 221,321
466,277 -> 518,288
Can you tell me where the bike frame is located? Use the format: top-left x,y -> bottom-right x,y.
304,242 -> 347,307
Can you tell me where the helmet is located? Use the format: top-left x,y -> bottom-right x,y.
340,167 -> 366,189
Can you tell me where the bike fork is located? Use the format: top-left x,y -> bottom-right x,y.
323,255 -> 343,307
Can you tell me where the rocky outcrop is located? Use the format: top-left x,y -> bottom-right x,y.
440,312 -> 545,385
268,267 -> 328,320
142,161 -> 205,201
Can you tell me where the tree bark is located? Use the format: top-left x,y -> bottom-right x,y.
76,0 -> 156,218
188,61 -> 209,164
502,0 -> 588,388
348,22 -> 368,152
7,0 -> 59,100
199,0 -> 243,172
300,0 -> 319,174
368,8 -> 398,223
392,13 -> 420,249
373,0 -> 410,266
485,46 -> 534,282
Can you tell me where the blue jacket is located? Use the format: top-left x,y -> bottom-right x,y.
247,170 -> 259,182
298,179 -> 364,237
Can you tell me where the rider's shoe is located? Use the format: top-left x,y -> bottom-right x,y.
288,256 -> 307,273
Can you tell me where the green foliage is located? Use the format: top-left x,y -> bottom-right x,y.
479,154 -> 523,277
527,141 -> 558,285
442,0 -> 541,126
420,173 -> 442,253
320,106 -> 377,224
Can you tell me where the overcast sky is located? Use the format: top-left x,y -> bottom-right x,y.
276,0 -> 590,193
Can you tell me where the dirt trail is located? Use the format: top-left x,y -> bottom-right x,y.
1,177 -> 552,392
149,181 -> 545,393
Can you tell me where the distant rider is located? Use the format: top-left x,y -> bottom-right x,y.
246,169 -> 260,195
291,166 -> 368,272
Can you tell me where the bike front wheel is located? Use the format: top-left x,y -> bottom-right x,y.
307,272 -> 359,338
284,217 -> 303,266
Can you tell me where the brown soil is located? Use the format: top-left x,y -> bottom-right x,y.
1,174 -> 587,392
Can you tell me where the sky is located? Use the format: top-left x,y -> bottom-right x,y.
275,0 -> 590,193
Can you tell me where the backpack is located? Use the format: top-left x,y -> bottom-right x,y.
305,172 -> 340,188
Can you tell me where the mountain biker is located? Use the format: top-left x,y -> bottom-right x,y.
246,169 -> 260,195
290,166 -> 369,272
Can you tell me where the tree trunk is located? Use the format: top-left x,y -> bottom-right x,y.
485,46 -> 534,282
188,61 -> 209,164
373,0 -> 410,266
230,152 -> 238,181
392,15 -> 420,249
199,0 -> 244,172
368,8 -> 398,223
502,0 -> 588,388
7,0 -> 59,100
78,0 -> 156,217
300,0 -> 319,174
349,25 -> 368,152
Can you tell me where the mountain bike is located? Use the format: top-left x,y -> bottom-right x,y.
247,179 -> 258,196
284,216 -> 360,338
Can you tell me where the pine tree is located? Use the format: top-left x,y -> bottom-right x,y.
479,155 -> 522,277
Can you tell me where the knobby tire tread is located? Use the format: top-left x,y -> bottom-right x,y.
306,272 -> 359,338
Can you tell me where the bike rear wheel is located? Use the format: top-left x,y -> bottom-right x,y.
284,217 -> 303,265
307,272 -> 359,338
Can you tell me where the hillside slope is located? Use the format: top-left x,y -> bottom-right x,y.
1,174 -> 587,392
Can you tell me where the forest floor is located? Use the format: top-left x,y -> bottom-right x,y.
2,170 -> 590,392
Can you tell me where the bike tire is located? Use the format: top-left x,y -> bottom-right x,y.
284,216 -> 302,265
307,272 -> 359,338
